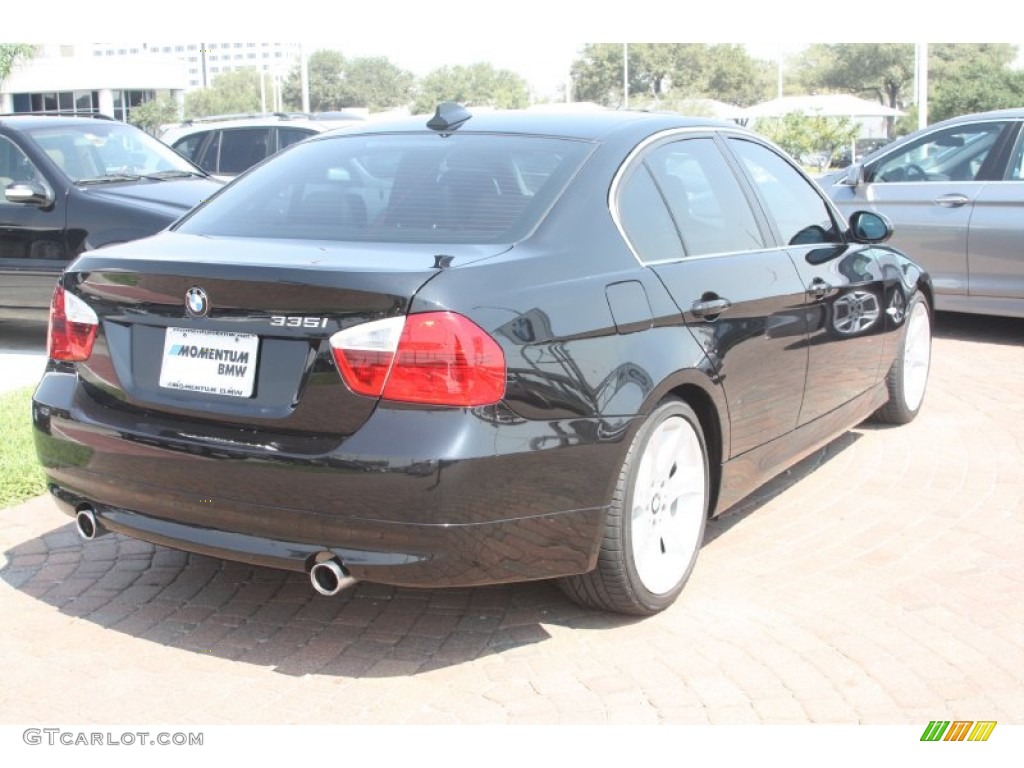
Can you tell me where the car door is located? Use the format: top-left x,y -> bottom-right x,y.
964,122 -> 1024,306
827,119 -> 1015,302
725,136 -> 887,425
0,133 -> 69,313
616,133 -> 809,458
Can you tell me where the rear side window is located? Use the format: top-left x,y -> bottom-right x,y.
175,133 -> 592,244
645,138 -> 765,256
217,128 -> 270,174
277,127 -> 316,151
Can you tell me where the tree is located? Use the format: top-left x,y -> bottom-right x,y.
0,43 -> 35,83
570,43 -> 633,106
755,113 -> 859,168
412,63 -> 529,115
796,43 -> 1023,136
794,44 -> 915,137
337,57 -> 414,111
570,43 -> 771,109
926,44 -> 1023,124
282,49 -> 346,111
280,51 -> 413,112
184,68 -> 262,118
128,96 -> 180,135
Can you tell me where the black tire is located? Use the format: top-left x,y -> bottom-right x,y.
557,398 -> 709,615
873,292 -> 931,425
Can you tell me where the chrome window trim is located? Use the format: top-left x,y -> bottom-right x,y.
609,126 -> 771,267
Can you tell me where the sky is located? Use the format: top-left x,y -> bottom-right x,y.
7,1 -> 1021,99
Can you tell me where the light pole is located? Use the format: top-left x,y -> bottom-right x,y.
915,42 -> 928,129
777,45 -> 784,99
300,44 -> 310,114
623,43 -> 629,109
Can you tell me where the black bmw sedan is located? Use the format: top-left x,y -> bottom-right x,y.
32,104 -> 933,615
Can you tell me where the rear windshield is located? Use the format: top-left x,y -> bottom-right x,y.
175,132 -> 593,244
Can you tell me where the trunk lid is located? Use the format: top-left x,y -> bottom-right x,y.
66,232 -> 509,446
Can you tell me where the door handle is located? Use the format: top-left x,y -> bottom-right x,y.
809,278 -> 831,299
934,193 -> 970,208
691,297 -> 732,318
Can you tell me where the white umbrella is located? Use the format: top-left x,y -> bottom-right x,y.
741,94 -> 903,119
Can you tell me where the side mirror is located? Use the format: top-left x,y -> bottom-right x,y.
4,181 -> 54,208
841,163 -> 866,187
848,210 -> 892,244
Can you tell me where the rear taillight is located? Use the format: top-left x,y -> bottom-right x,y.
48,285 -> 98,362
330,312 -> 506,407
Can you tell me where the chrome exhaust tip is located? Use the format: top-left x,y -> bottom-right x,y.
75,507 -> 106,540
310,558 -> 357,596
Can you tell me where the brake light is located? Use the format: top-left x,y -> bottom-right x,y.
48,285 -> 98,361
330,312 -> 506,406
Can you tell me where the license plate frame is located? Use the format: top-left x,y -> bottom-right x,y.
158,327 -> 259,398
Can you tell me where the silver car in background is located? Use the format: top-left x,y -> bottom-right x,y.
820,108 -> 1024,318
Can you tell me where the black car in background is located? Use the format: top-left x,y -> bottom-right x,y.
32,105 -> 933,615
0,114 -> 222,320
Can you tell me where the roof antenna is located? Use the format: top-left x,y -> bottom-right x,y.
427,102 -> 472,133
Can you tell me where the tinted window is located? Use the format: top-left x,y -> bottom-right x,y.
277,127 -> 316,151
646,138 -> 764,256
869,122 -> 1003,183
1008,132 -> 1024,181
176,134 -> 591,244
217,128 -> 270,174
616,164 -> 685,263
172,131 -> 210,163
0,136 -> 43,199
729,138 -> 841,246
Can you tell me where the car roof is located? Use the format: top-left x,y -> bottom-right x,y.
160,112 -> 365,140
312,108 -> 743,143
0,114 -> 122,130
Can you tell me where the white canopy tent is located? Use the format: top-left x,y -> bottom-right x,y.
740,94 -> 904,166
740,94 -> 904,119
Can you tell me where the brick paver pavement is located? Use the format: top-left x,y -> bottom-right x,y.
1,312 -> 1021,725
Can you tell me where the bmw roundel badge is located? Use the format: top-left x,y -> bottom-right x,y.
185,287 -> 209,318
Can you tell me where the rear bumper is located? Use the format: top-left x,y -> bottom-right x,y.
33,371 -> 630,588
46,486 -> 606,587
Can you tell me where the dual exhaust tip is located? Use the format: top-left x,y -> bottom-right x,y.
75,506 -> 356,597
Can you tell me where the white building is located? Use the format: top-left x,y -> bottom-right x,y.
88,42 -> 302,91
1,43 -> 302,121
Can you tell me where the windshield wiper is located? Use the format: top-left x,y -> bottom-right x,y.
141,170 -> 208,180
77,173 -> 143,184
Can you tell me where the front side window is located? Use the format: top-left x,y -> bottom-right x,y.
869,122 -> 1004,183
0,136 -> 43,203
1008,131 -> 1024,181
175,133 -> 592,244
729,138 -> 842,247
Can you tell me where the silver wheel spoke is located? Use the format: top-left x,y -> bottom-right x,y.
630,414 -> 706,596
902,301 -> 930,411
